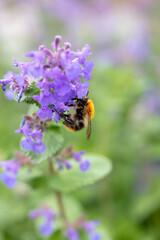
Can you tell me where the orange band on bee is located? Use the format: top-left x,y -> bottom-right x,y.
64,125 -> 75,131
87,99 -> 94,119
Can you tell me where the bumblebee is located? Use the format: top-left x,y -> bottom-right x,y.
55,96 -> 94,140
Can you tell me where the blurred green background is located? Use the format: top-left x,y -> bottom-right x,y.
1,0 -> 160,239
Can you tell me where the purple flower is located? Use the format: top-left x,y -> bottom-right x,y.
89,232 -> 101,240
72,150 -> 85,162
16,86 -> 24,102
26,50 -> 45,63
29,207 -> 54,237
84,220 -> 101,240
66,227 -> 80,240
56,158 -> 63,170
39,91 -> 53,106
82,61 -> 94,80
66,61 -> 82,81
0,76 -> 13,91
33,140 -> 45,154
31,129 -> 43,141
37,106 -> 53,119
15,123 -> 32,137
76,81 -> 89,99
84,221 -> 99,233
20,137 -> 33,151
15,114 -> 51,154
63,160 -> 72,169
54,111 -> 61,123
0,159 -> 21,189
79,160 -> 90,173
75,44 -> 91,65
56,148 -> 90,172
28,64 -> 44,78
1,36 -> 94,123
4,89 -> 14,100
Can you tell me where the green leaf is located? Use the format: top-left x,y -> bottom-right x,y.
21,82 -> 40,106
27,154 -> 112,192
26,126 -> 64,162
49,154 -> 112,192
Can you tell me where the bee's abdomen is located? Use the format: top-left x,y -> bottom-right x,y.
63,115 -> 85,131
75,119 -> 84,130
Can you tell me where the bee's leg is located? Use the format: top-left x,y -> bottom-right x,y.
53,108 -> 70,120
67,104 -> 75,107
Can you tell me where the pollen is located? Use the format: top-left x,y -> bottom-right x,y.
64,125 -> 75,131
87,99 -> 94,119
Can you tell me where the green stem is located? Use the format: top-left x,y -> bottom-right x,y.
48,158 -> 67,225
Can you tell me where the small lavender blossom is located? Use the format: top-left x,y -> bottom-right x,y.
56,147 -> 90,172
63,159 -> 72,169
72,150 -> 85,162
72,150 -> 90,172
4,89 -> 14,100
33,140 -> 45,154
29,207 -> 54,237
15,114 -> 51,154
0,153 -> 30,189
0,71 -> 29,102
66,227 -> 80,240
79,160 -> 90,173
84,221 -> 99,233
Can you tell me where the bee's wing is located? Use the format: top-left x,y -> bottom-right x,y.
86,113 -> 91,141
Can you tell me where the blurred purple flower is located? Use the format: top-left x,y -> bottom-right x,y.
84,220 -> 101,240
89,232 -> 101,240
72,150 -> 85,162
84,221 -> 99,233
29,206 -> 54,237
20,137 -> 33,151
0,159 -> 21,188
79,160 -> 90,173
63,159 -> 72,169
4,89 -> 14,100
66,227 -> 80,240
56,148 -> 90,172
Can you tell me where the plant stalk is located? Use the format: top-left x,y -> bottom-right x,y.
48,158 -> 67,225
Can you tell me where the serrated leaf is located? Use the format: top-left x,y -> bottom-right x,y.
26,154 -> 112,192
21,82 -> 40,106
49,154 -> 112,192
26,126 -> 64,162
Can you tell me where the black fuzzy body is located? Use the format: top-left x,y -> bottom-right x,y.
62,98 -> 88,131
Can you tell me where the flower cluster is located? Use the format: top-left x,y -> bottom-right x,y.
0,152 -> 31,188
29,206 -> 55,237
15,113 -> 52,154
29,208 -> 101,240
56,146 -> 90,172
0,70 -> 29,102
66,220 -> 101,240
0,36 -> 94,122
